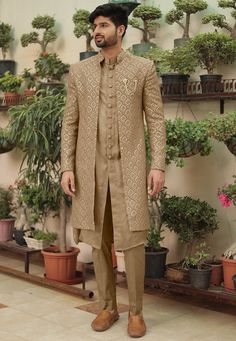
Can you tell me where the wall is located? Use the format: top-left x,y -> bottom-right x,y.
0,0 -> 235,263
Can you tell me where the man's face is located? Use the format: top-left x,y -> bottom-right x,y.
92,16 -> 123,48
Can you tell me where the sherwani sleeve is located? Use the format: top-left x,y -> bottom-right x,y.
143,62 -> 166,171
61,65 -> 79,173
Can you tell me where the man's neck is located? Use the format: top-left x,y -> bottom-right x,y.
101,45 -> 123,60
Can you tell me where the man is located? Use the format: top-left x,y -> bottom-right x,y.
61,3 -> 165,338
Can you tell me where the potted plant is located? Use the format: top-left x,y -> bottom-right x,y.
165,0 -> 208,48
129,4 -> 162,55
204,255 -> 223,286
183,242 -> 212,290
145,44 -> 197,95
8,91 -> 80,283
24,228 -> 57,250
0,127 -> 15,154
189,32 -> 236,93
21,68 -> 36,96
165,118 -> 212,167
205,111 -> 236,156
0,186 -> 15,242
221,241 -> 236,291
202,0 -> 236,39
34,52 -> 69,91
72,9 -> 98,60
161,194 -> 219,283
0,22 -> 15,75
109,0 -> 140,15
21,15 -> 57,54
0,71 -> 22,105
145,189 -> 169,279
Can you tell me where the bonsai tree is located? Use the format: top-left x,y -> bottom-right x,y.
34,53 -> 69,82
0,22 -> 14,59
165,0 -> 208,39
129,5 -> 162,43
189,32 -> 236,74
7,91 -> 68,251
21,15 -> 57,54
73,9 -> 94,52
161,194 -> 219,262
202,0 -> 236,39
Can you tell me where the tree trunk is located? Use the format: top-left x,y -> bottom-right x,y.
86,33 -> 94,52
59,199 -> 67,253
183,14 -> 190,38
143,20 -> 149,43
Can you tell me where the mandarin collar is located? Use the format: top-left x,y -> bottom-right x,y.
97,49 -> 127,65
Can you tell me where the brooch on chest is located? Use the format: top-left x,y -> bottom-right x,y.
123,78 -> 138,95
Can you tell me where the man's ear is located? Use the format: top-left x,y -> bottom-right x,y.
118,25 -> 125,37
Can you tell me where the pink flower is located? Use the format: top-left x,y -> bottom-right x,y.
218,193 -> 233,208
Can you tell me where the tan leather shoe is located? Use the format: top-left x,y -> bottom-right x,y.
128,314 -> 146,338
91,310 -> 119,332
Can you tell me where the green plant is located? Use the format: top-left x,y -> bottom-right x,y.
166,0 -> 207,39
146,189 -> 167,252
161,194 -> 219,259
0,127 -> 14,149
21,68 -> 36,90
145,44 -> 197,75
189,32 -> 236,74
183,242 -> 210,269
0,22 -> 14,59
73,9 -> 94,52
202,0 -> 236,39
205,112 -> 236,142
7,92 -> 68,251
0,71 -> 22,93
165,118 -> 212,167
21,15 -> 57,54
34,53 -> 69,82
129,5 -> 162,43
31,228 -> 57,242
0,186 -> 13,219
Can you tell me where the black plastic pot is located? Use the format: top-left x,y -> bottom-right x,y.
13,229 -> 27,246
200,74 -> 223,94
132,42 -> 156,56
80,51 -> 98,61
174,37 -> 190,48
189,266 -> 212,290
145,247 -> 169,279
0,60 -> 16,76
161,73 -> 189,95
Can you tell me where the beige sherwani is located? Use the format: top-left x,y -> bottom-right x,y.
61,51 -> 166,250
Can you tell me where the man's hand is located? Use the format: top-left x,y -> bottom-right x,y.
147,169 -> 165,197
61,171 -> 76,197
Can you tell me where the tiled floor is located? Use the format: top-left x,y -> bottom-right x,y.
0,250 -> 236,341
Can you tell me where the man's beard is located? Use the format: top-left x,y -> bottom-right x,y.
95,32 -> 118,48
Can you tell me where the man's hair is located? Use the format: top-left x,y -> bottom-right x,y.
89,4 -> 128,37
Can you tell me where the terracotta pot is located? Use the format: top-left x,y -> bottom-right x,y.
0,219 -> 15,241
222,257 -> 236,290
4,92 -> 20,106
204,260 -> 223,286
41,246 -> 80,283
24,89 -> 36,97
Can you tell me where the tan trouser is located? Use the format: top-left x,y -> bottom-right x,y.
92,185 -> 145,315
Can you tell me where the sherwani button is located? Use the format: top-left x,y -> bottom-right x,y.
108,155 -> 112,159
108,104 -> 112,108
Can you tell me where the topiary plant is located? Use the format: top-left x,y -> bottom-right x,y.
0,22 -> 14,59
34,53 -> 69,82
129,5 -> 162,43
202,0 -> 236,39
21,15 -> 57,54
73,9 -> 94,52
165,0 -> 208,39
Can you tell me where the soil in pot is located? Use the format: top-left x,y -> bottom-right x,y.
42,245 -> 80,283
145,247 -> 168,279
165,262 -> 190,284
189,265 -> 212,290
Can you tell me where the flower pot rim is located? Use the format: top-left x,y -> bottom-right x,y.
0,218 -> 15,222
145,246 -> 169,255
221,256 -> 236,263
189,265 -> 212,272
42,245 -> 80,257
